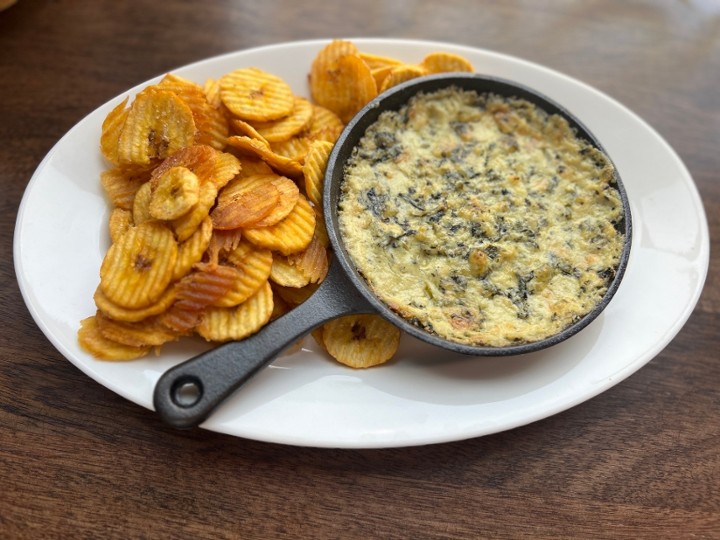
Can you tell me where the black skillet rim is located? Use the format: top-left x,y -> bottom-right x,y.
323,73 -> 633,357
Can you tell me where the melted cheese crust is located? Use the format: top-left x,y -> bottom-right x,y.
339,87 -> 624,347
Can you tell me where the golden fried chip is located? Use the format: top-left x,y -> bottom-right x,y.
270,136 -> 312,163
206,228 -> 243,266
229,117 -> 270,145
197,281 -> 274,342
219,67 -> 294,122
174,216 -> 213,280
150,144 -> 216,186
287,235 -> 329,284
253,97 -> 313,143
100,221 -> 178,309
214,241 -> 273,307
172,179 -> 218,241
100,98 -> 129,166
78,315 -> 150,360
173,263 -> 239,311
243,194 -> 315,255
420,52 -> 474,74
310,40 -> 360,106
94,285 -> 177,323
203,77 -> 223,109
310,49 -> 378,123
108,207 -> 133,244
322,315 -> 400,368
226,135 -> 303,177
96,311 -> 178,348
132,181 -> 153,225
302,139 -> 334,208
379,64 -> 429,92
370,65 -> 396,90
305,105 -> 344,143
272,281 -> 320,306
212,174 -> 280,230
270,256 -> 310,288
158,73 -> 229,150
116,87 -> 196,167
100,168 -> 150,211
236,156 -> 274,177
251,175 -> 300,228
208,151 -> 242,190
149,166 -> 200,220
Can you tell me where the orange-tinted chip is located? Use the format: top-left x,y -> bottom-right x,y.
236,156 -> 274,177
322,314 -> 400,368
212,174 -> 280,230
253,97 -> 313,143
96,311 -> 178,348
305,105 -> 344,144
158,73 -> 229,150
206,228 -> 243,266
287,235 -> 328,284
302,140 -> 334,208
100,168 -> 150,211
229,118 -> 270,146
78,315 -> 149,361
243,194 -> 315,255
420,52 -> 474,74
203,77 -> 223,109
251,175 -> 300,228
359,51 -> 403,70
226,135 -> 303,177
219,67 -> 294,122
116,87 -> 196,167
379,64 -> 429,92
100,221 -> 178,309
270,136 -> 312,163
197,281 -> 274,342
214,241 -> 273,307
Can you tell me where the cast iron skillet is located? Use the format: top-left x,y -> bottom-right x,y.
153,73 -> 633,429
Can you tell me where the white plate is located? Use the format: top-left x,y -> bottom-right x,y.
14,39 -> 709,448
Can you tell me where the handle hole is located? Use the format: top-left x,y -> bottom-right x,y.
172,378 -> 203,408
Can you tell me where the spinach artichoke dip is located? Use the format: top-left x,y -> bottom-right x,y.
338,87 -> 625,347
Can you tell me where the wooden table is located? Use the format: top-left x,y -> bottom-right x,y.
2,1 -> 718,537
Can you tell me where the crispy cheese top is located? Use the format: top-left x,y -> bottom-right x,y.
338,87 -> 625,347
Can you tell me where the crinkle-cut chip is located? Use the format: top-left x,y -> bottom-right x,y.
379,64 -> 429,92
109,207 -> 133,244
219,67 -> 294,122
310,40 -> 361,110
78,315 -> 149,361
287,235 -> 329,284
313,207 -> 330,248
197,281 -> 274,342
305,104 -> 344,143
212,174 -> 280,230
203,77 -> 223,109
253,97 -> 313,143
173,263 -> 239,312
230,118 -> 269,147
100,168 -> 150,210
252,175 -> 300,228
95,311 -> 178,348
322,315 -> 400,368
150,144 -> 217,187
174,216 -> 213,280
311,326 -> 327,353
226,135 -> 303,177
208,151 -> 242,190
94,285 -> 177,323
206,228 -> 243,266
132,181 -> 153,225
272,281 -> 320,307
100,222 -> 178,309
157,303 -> 204,334
370,65 -> 396,90
149,166 -> 200,220
214,242 -> 273,307
243,194 -> 315,255
116,87 -> 196,167
270,256 -> 310,288
270,290 -> 292,321
302,139 -> 334,208
236,156 -> 274,177
172,180 -> 218,242
310,52 -> 378,124
158,73 -> 229,150
358,51 -> 403,70
420,51 -> 474,74
270,136 -> 312,163
100,97 -> 129,166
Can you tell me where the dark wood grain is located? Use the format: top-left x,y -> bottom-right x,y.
1,1 -> 718,538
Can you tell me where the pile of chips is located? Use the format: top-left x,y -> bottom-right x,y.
78,40 -> 473,368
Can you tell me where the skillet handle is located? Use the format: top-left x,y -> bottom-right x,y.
152,259 -> 374,429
